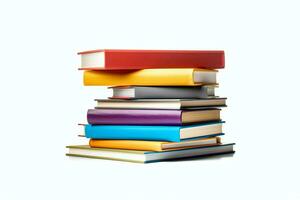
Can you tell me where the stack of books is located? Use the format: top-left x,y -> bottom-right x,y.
66,49 -> 235,163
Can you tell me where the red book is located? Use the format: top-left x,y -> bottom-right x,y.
78,49 -> 225,70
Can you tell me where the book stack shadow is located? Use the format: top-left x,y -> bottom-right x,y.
66,49 -> 235,163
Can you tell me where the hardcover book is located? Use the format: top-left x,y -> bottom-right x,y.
66,143 -> 235,163
83,68 -> 217,86
110,85 -> 216,99
95,98 -> 227,110
84,122 -> 223,142
89,137 -> 222,151
78,49 -> 225,70
87,108 -> 221,125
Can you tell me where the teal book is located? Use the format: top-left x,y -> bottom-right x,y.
85,122 -> 223,142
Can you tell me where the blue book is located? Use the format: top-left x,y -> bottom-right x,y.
85,122 -> 223,142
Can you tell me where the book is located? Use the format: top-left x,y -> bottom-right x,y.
78,49 -> 225,70
95,98 -> 226,110
87,108 -> 221,125
110,85 -> 216,99
83,68 -> 217,86
84,122 -> 223,142
66,143 -> 235,163
89,137 -> 221,151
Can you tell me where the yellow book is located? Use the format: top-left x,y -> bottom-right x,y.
89,137 -> 221,152
83,68 -> 217,86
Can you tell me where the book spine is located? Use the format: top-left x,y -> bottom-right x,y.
83,69 -> 197,86
135,86 -> 211,99
104,51 -> 224,70
89,139 -> 163,151
87,109 -> 182,125
85,125 -> 181,142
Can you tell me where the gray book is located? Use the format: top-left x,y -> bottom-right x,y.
110,86 -> 217,99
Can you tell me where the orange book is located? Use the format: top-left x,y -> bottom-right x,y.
89,137 -> 221,152
83,68 -> 217,86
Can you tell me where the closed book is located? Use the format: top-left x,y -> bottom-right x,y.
89,137 -> 221,151
78,49 -> 225,70
84,122 -> 223,142
83,68 -> 217,86
111,85 -> 216,99
87,108 -> 221,125
66,143 -> 235,163
95,98 -> 227,110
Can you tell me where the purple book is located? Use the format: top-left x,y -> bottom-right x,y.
87,109 -> 220,125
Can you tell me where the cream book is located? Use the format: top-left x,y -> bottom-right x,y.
95,98 -> 227,110
66,143 -> 235,163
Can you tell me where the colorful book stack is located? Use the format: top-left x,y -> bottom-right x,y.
66,49 -> 235,163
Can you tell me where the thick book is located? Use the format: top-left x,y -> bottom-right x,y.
83,68 -> 217,86
89,137 -> 221,151
66,143 -> 234,163
78,49 -> 225,70
84,122 -> 223,142
95,98 -> 227,110
110,85 -> 216,99
87,108 -> 221,125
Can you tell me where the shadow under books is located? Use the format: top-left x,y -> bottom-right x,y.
163,152 -> 235,163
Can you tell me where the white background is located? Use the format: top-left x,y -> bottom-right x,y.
0,0 -> 299,199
